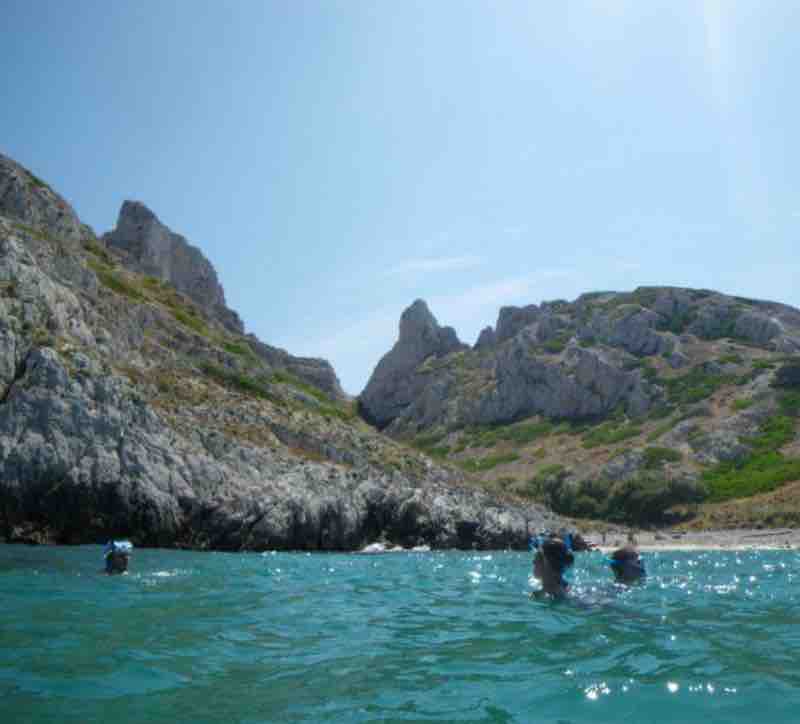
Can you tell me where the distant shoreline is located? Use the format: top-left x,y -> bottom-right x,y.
2,527 -> 800,553
588,528 -> 800,552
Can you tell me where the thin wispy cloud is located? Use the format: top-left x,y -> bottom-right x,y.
430,269 -> 575,315
384,255 -> 484,277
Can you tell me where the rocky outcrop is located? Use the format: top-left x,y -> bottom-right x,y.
474,326 -> 496,349
0,346 -> 553,550
0,154 -> 554,550
0,153 -> 87,244
495,304 -> 541,343
361,286 -> 800,435
474,344 -> 651,425
591,305 -> 669,356
103,201 -> 244,334
359,300 -> 467,428
246,336 -> 345,401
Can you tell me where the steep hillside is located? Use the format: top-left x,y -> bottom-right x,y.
360,295 -> 800,527
0,152 -> 559,549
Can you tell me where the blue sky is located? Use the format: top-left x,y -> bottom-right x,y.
2,1 -> 799,394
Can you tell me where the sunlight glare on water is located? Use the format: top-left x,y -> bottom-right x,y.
1,545 -> 799,723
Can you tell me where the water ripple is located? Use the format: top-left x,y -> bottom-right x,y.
1,546 -> 800,722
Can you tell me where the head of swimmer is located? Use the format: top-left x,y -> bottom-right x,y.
609,546 -> 645,584
533,537 -> 575,595
106,550 -> 129,575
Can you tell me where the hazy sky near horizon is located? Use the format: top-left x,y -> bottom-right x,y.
2,1 -> 799,394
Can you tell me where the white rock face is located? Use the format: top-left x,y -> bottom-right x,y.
0,154 -> 86,244
103,201 -> 244,333
360,300 -> 467,427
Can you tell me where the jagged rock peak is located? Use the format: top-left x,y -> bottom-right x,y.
103,200 -> 244,334
399,299 -> 462,348
0,152 -> 87,243
359,300 -> 467,428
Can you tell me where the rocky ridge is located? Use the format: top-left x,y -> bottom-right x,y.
360,291 -> 800,526
0,153 -> 559,548
103,200 -> 244,334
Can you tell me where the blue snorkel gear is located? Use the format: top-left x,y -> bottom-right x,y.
104,540 -> 133,558
104,540 -> 133,574
530,531 -> 574,551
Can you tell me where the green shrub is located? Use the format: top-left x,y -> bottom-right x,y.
541,472 -> 704,525
582,421 -> 642,448
779,391 -> 800,418
412,432 -> 448,457
269,370 -> 353,421
703,452 -> 800,502
459,453 -> 520,473
461,420 -> 553,448
701,415 -> 800,502
648,403 -> 675,420
223,341 -> 253,357
89,262 -> 146,302
750,415 -> 795,451
0,280 -> 17,298
12,222 -> 51,242
752,359 -> 776,371
172,308 -> 209,336
425,445 -> 451,458
718,353 -> 744,365
655,309 -> 697,334
642,446 -> 682,469
732,398 -> 754,411
84,239 -> 115,266
527,464 -> 569,499
200,362 -> 279,403
271,370 -> 332,405
663,365 -> 736,405
541,338 -> 567,354
605,475 -> 705,525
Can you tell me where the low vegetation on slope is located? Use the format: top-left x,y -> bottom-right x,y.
403,353 -> 800,528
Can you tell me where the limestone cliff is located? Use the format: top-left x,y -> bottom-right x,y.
359,290 -> 800,527
0,153 -> 557,548
360,299 -> 467,428
103,200 -> 243,334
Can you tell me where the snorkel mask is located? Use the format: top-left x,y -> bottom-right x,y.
529,531 -> 574,552
606,554 -> 645,580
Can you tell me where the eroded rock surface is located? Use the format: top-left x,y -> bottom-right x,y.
0,154 -> 555,549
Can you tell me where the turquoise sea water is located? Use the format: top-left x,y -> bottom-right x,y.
2,545 -> 799,723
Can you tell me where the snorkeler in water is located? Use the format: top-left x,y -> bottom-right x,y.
104,541 -> 132,574
530,535 -> 575,598
607,545 -> 646,584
